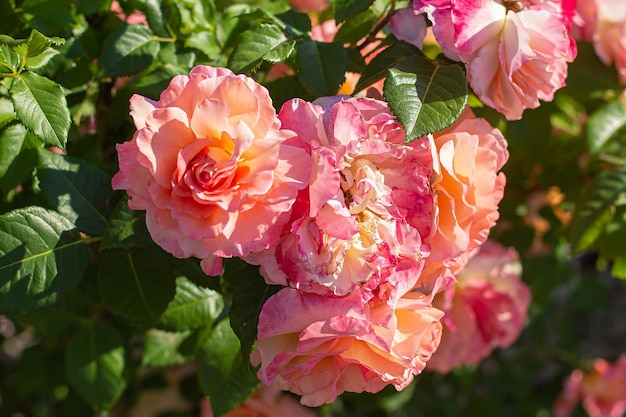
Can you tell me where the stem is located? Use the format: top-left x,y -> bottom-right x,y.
356,7 -> 397,52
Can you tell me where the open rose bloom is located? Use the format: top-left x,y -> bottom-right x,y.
554,353 -> 626,417
427,241 -> 530,373
112,66 -> 310,275
415,0 -> 577,120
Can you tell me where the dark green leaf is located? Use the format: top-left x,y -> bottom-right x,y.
99,24 -> 160,78
159,276 -> 224,331
265,75 -> 313,110
65,323 -> 126,411
0,207 -> 90,315
334,0 -> 375,23
0,122 -> 26,178
275,9 -> 312,35
569,170 -> 626,252
197,319 -> 259,417
295,38 -> 347,97
354,41 -> 421,93
142,328 -> 192,367
10,71 -> 71,148
334,9 -> 377,44
37,149 -> 112,236
101,197 -> 150,250
224,259 -> 280,364
586,98 -> 626,155
97,247 -> 177,324
228,24 -> 294,74
384,54 -> 468,141
0,43 -> 26,75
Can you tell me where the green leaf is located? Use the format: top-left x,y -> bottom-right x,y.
334,9 -> 377,44
144,0 -> 173,38
265,75 -> 313,109
0,96 -> 15,129
101,197 -> 150,250
65,323 -> 127,411
142,328 -> 192,367
611,255 -> 626,279
10,71 -> 71,148
384,54 -> 468,141
586,98 -> 626,155
0,44 -> 25,75
569,170 -> 626,252
0,122 -> 27,178
228,24 -> 294,74
275,9 -> 312,36
224,259 -> 280,364
354,41 -> 421,94
0,207 -> 90,315
99,24 -> 160,78
197,319 -> 259,417
25,48 -> 59,70
37,149 -> 112,236
159,276 -> 224,331
25,29 -> 64,58
295,38 -> 347,97
334,0 -> 375,23
97,247 -> 177,324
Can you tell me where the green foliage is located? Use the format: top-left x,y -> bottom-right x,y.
198,319 -> 260,417
228,24 -> 294,74
65,323 -> 127,411
296,38 -> 347,97
334,0 -> 375,23
99,24 -> 160,78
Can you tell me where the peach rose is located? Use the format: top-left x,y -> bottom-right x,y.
246,96 -> 434,298
112,65 -> 310,275
416,0 -> 577,119
573,0 -> 626,84
419,107 -> 508,287
252,286 -> 443,407
427,241 -> 530,373
554,354 -> 626,417
200,385 -> 316,417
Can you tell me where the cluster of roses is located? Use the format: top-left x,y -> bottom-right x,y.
112,63 -> 531,406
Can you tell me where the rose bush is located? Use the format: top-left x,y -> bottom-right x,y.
112,65 -> 310,275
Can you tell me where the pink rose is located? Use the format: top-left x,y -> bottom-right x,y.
200,385 -> 316,417
426,241 -> 530,373
573,0 -> 626,84
112,65 -> 310,275
416,0 -> 577,119
421,107 -> 508,286
252,287 -> 443,407
554,354 -> 626,417
246,96 -> 434,298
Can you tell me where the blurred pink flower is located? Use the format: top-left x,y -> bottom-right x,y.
246,96 -> 434,297
427,241 -> 530,373
390,7 -> 428,49
110,0 -> 147,25
573,0 -> 626,84
200,385 -> 316,417
252,286 -> 443,407
554,354 -> 626,417
290,0 -> 329,13
419,107 -> 508,288
112,65 -> 310,275
416,0 -> 577,119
